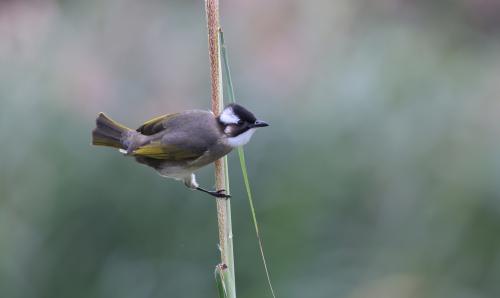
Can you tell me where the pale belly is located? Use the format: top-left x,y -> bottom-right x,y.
156,165 -> 195,180
134,145 -> 232,181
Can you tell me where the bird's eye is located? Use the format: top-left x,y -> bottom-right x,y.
237,120 -> 243,125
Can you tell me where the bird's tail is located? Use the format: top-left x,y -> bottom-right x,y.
92,113 -> 132,149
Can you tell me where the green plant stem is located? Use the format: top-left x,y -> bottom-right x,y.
215,263 -> 229,298
220,29 -> 276,298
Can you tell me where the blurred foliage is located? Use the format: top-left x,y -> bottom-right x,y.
1,0 -> 500,297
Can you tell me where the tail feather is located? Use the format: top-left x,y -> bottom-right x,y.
92,113 -> 132,149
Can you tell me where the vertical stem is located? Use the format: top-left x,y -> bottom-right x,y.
205,0 -> 236,297
220,30 -> 276,298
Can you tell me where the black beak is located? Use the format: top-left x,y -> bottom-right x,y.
252,120 -> 269,128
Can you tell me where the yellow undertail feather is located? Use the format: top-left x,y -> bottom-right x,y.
92,136 -> 123,148
92,113 -> 132,149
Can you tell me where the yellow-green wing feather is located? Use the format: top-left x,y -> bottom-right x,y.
132,142 -> 202,161
136,113 -> 180,135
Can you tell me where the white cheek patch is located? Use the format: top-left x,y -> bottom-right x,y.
226,128 -> 256,147
220,108 -> 240,124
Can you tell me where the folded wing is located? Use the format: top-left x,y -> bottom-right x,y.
132,141 -> 203,161
136,113 -> 180,135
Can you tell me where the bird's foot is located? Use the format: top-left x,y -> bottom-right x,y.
213,189 -> 231,199
196,187 -> 231,199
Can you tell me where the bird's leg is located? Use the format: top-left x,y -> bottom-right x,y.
196,187 -> 231,199
184,174 -> 231,199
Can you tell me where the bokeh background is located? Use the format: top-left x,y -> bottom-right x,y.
1,0 -> 500,297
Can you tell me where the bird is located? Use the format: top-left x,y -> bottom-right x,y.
91,103 -> 269,198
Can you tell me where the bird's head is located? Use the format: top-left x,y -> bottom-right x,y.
218,103 -> 269,147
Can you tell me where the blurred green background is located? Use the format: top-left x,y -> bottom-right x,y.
1,0 -> 500,297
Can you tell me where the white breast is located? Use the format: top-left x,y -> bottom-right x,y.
225,128 -> 256,147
